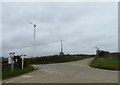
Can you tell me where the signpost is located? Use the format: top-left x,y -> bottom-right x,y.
9,52 -> 15,71
8,53 -> 26,70
21,54 -> 26,69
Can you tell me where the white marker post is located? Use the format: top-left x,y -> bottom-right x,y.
22,58 -> 24,69
22,55 -> 24,69
21,54 -> 26,69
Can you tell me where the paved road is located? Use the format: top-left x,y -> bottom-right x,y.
3,58 -> 118,83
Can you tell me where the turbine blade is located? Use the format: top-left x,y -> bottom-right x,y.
27,21 -> 34,25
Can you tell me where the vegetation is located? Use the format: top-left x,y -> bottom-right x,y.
24,55 -> 95,65
2,66 -> 34,79
90,57 -> 119,70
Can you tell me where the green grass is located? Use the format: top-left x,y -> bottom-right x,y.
0,72 -> 2,80
90,57 -> 119,70
2,66 -> 34,79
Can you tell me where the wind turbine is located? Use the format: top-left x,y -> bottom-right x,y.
59,40 -> 64,55
28,21 -> 40,58
61,40 -> 63,53
94,47 -> 101,57
94,47 -> 100,51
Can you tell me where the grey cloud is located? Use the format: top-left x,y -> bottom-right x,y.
2,2 -> 118,57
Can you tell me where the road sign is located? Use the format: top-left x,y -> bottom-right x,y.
9,52 -> 15,71
8,52 -> 15,64
8,56 -> 12,64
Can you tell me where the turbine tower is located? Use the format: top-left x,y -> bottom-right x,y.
28,21 -> 39,58
59,40 -> 64,55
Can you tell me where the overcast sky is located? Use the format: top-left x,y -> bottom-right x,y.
2,2 -> 118,57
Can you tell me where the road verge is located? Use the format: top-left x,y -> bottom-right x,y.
2,66 -> 34,80
89,57 -> 119,70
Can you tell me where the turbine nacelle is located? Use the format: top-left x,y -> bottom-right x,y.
28,21 -> 40,28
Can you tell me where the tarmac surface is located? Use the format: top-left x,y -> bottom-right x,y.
3,58 -> 118,83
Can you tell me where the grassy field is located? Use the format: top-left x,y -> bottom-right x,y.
2,66 -> 34,79
90,57 -> 119,70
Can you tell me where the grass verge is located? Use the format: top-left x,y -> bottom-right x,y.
2,66 -> 34,79
90,57 -> 119,70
